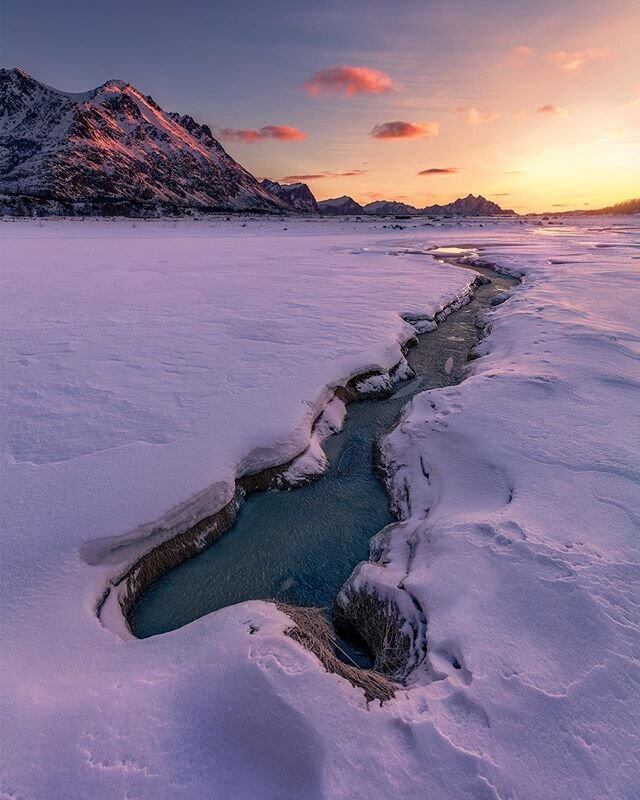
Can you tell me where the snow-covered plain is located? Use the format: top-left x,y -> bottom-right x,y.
1,215 -> 639,799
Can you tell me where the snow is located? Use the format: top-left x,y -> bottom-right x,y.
1,215 -> 639,799
0,69 -> 283,212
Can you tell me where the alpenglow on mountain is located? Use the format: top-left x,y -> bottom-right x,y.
0,68 -> 288,215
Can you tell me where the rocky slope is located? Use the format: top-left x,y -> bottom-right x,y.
317,195 -> 365,216
0,68 -> 286,215
261,179 -> 319,213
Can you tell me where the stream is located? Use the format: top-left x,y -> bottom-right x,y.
130,252 -> 517,656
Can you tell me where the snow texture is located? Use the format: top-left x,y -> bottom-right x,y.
1,214 -> 639,799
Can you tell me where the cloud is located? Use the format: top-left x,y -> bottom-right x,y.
505,170 -> 525,175
304,66 -> 394,96
279,170 -> 368,182
370,120 -> 439,140
514,45 -> 535,58
547,48 -> 608,71
460,107 -> 502,126
537,104 -> 569,117
609,126 -> 628,136
491,192 -> 512,196
219,125 -> 306,143
418,167 -> 460,175
552,203 -> 569,207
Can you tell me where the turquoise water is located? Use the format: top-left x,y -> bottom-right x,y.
131,262 -> 516,639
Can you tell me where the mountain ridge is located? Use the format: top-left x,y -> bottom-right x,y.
0,68 -> 287,215
316,195 -> 365,215
260,179 -> 319,213
317,193 -> 516,217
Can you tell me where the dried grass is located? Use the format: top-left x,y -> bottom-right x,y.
277,603 -> 396,704
336,589 -> 415,681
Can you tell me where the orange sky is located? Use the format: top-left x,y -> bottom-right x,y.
7,0 -> 639,212
224,3 -> 640,212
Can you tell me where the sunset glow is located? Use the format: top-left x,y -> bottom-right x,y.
3,0 -> 639,211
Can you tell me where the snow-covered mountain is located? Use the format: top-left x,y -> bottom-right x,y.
261,179 -> 319,213
317,195 -> 365,216
422,193 -> 515,216
0,68 -> 287,215
363,200 -> 420,215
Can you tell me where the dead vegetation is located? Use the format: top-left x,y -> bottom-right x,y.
277,603 -> 396,704
117,494 -> 241,622
336,588 -> 416,681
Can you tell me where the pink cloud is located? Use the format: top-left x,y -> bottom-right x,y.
461,107 -> 502,126
547,48 -> 608,71
370,120 -> 439,140
418,167 -> 460,175
304,66 -> 394,96
219,125 -> 306,143
514,45 -> 535,58
279,170 -> 368,182
537,104 -> 570,117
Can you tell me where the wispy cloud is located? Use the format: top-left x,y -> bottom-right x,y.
460,107 -> 502,126
505,170 -> 525,175
219,125 -> 306,142
370,120 -> 439,140
303,66 -> 394,96
537,104 -> 569,117
513,45 -> 535,58
418,167 -> 460,175
609,126 -> 628,137
279,170 -> 368,182
547,48 -> 608,71
491,192 -> 512,196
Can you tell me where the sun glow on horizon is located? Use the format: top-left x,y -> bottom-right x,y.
5,0 -> 639,213
219,3 -> 640,214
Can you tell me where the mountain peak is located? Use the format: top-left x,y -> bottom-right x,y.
95,78 -> 130,92
0,67 -> 38,90
317,195 -> 365,215
261,179 -> 319,213
4,67 -> 32,79
0,70 -> 287,215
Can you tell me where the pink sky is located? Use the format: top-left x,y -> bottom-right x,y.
7,0 -> 639,212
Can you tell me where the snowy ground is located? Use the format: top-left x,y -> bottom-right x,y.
1,215 -> 639,799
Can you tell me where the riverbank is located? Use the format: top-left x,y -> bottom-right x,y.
2,216 -> 639,799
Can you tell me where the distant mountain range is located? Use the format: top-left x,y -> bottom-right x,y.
2,69 -> 635,219
314,193 -> 515,217
0,68 -> 287,215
